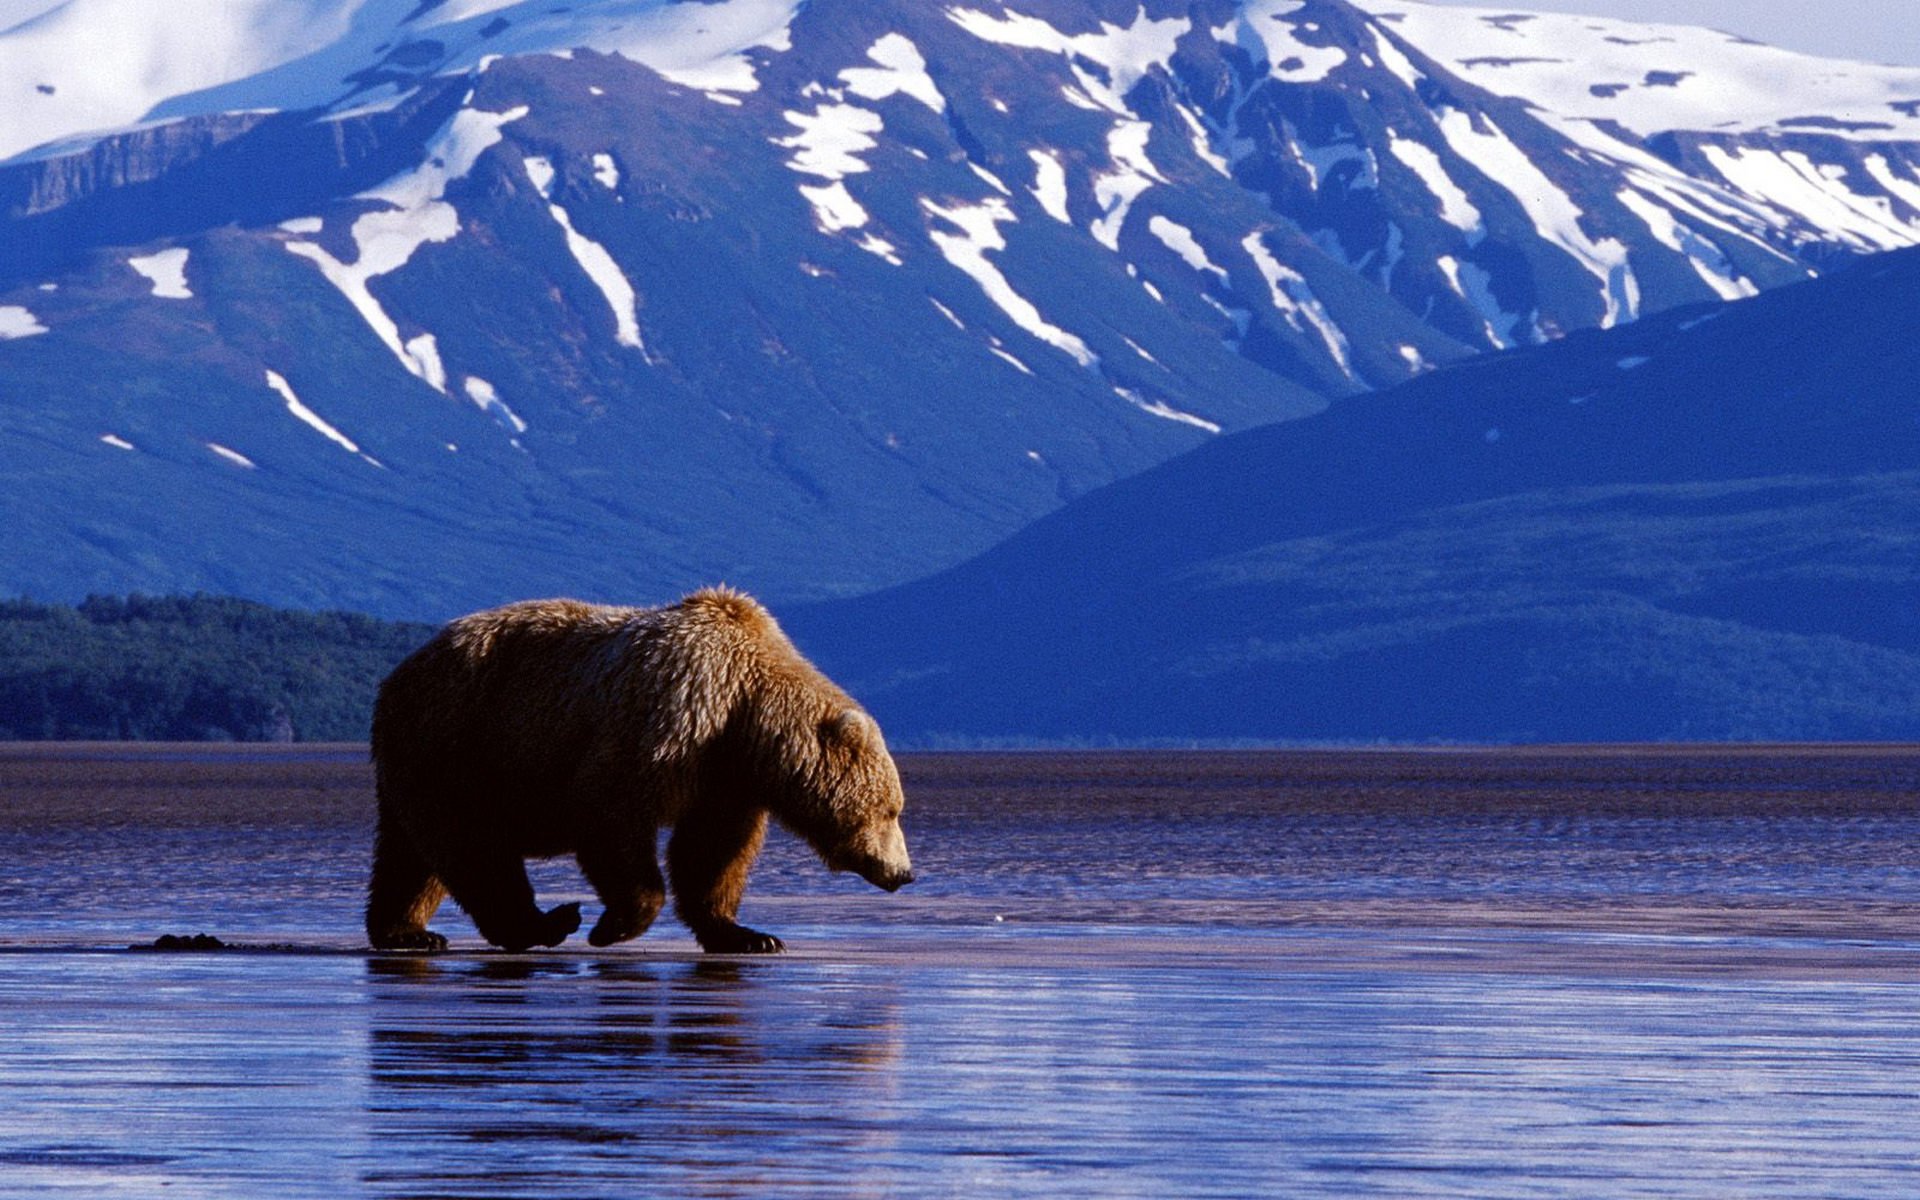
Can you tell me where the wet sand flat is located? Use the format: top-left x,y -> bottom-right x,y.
1,745 -> 1918,1196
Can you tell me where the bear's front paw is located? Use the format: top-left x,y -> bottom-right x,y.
696,923 -> 785,955
588,909 -> 656,948
535,902 -> 583,948
372,929 -> 448,952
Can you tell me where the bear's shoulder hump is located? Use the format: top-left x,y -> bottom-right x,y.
679,586 -> 775,632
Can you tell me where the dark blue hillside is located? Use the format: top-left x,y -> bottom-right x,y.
788,248 -> 1920,743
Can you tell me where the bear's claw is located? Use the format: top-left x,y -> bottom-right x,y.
372,929 -> 448,952
696,923 -> 785,955
587,912 -> 650,947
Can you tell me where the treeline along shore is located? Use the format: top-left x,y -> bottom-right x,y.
9,593 -> 1920,748
0,595 -> 431,742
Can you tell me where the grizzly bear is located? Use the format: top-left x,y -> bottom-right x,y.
365,587 -> 913,953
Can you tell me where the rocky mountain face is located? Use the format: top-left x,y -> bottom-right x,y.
3,0 -> 1920,617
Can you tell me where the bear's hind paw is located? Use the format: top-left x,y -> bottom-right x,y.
371,929 -> 448,952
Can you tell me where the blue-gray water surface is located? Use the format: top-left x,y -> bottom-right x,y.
1,745 -> 1918,1197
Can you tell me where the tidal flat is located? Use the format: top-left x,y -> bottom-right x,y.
1,744 -> 1918,1197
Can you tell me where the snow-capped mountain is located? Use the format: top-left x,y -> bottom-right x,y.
4,0 -> 1920,616
787,245 -> 1920,744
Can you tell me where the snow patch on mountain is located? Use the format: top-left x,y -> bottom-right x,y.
1367,21 -> 1425,90
1028,149 -> 1070,223
519,0 -> 799,96
0,304 -> 48,338
266,368 -> 375,463
923,196 -> 1097,368
839,33 -> 943,112
1242,231 -> 1353,378
1290,123 -> 1377,193
286,103 -> 526,392
462,375 -> 527,436
412,0 -> 520,23
0,0 -> 801,164
774,92 -> 898,237
1700,145 -> 1920,251
205,442 -> 255,469
409,0 -> 801,97
1352,0 -> 1920,143
1090,120 -> 1165,251
947,5 -> 1188,109
798,180 -> 868,232
524,155 -> 646,352
127,247 -> 192,299
1114,386 -> 1220,433
990,346 -> 1034,375
1387,135 -> 1482,240
1613,163 -> 1785,258
0,0 -> 354,162
1171,101 -> 1231,177
1217,2 -> 1348,84
1149,217 -> 1228,283
1863,155 -> 1920,213
777,103 -> 883,179
856,234 -> 902,264
1434,106 -> 1638,326
1439,253 -> 1529,349
1614,188 -> 1754,302
523,154 -> 556,197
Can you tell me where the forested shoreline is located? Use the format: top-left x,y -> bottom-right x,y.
0,596 -> 431,742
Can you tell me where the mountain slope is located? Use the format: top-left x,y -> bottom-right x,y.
4,0 -> 1920,616
786,246 -> 1920,743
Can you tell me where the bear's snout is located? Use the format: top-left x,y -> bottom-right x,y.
848,853 -> 914,892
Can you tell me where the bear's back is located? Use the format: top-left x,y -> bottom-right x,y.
373,599 -> 652,766
371,589 -> 845,783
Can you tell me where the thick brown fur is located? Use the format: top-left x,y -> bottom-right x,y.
366,587 -> 912,953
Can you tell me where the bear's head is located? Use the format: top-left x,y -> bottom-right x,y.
780,708 -> 914,892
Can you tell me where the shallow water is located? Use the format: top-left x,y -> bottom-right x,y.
1,745 -> 1918,1197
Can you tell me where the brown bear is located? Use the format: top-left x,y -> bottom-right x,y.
365,587 -> 913,954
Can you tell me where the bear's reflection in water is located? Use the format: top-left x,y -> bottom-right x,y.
362,956 -> 905,1192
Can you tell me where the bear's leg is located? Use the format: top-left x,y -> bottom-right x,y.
438,849 -> 583,953
577,835 -> 666,947
366,813 -> 449,951
667,807 -> 783,953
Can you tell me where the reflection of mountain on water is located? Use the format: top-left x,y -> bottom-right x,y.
362,956 -> 904,1188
